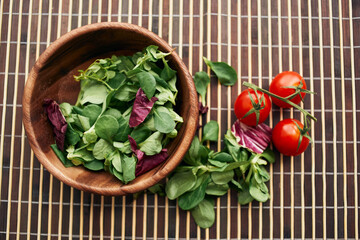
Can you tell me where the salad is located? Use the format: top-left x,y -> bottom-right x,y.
44,45 -> 183,184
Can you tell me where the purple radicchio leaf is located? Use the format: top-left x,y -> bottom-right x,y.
128,135 -> 169,177
128,135 -> 144,159
198,102 -> 209,114
231,119 -> 272,154
128,135 -> 138,152
43,99 -> 67,151
135,149 -> 168,176
129,88 -> 158,128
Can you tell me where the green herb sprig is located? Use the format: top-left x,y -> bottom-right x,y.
151,121 -> 274,229
194,58 -> 237,109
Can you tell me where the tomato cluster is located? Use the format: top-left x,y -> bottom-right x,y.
234,71 -> 311,156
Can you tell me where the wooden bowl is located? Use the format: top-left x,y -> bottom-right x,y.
22,22 -> 198,195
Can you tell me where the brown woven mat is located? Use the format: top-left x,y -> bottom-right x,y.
1,0 -> 360,239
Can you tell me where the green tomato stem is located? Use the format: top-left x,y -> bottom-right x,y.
284,91 -> 300,100
243,82 -> 317,122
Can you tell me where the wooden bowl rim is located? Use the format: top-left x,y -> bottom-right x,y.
22,22 -> 199,195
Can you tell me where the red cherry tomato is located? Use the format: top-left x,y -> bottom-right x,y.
269,71 -> 307,108
234,89 -> 271,126
272,119 -> 310,156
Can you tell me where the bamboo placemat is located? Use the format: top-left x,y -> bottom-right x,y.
1,0 -> 359,239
